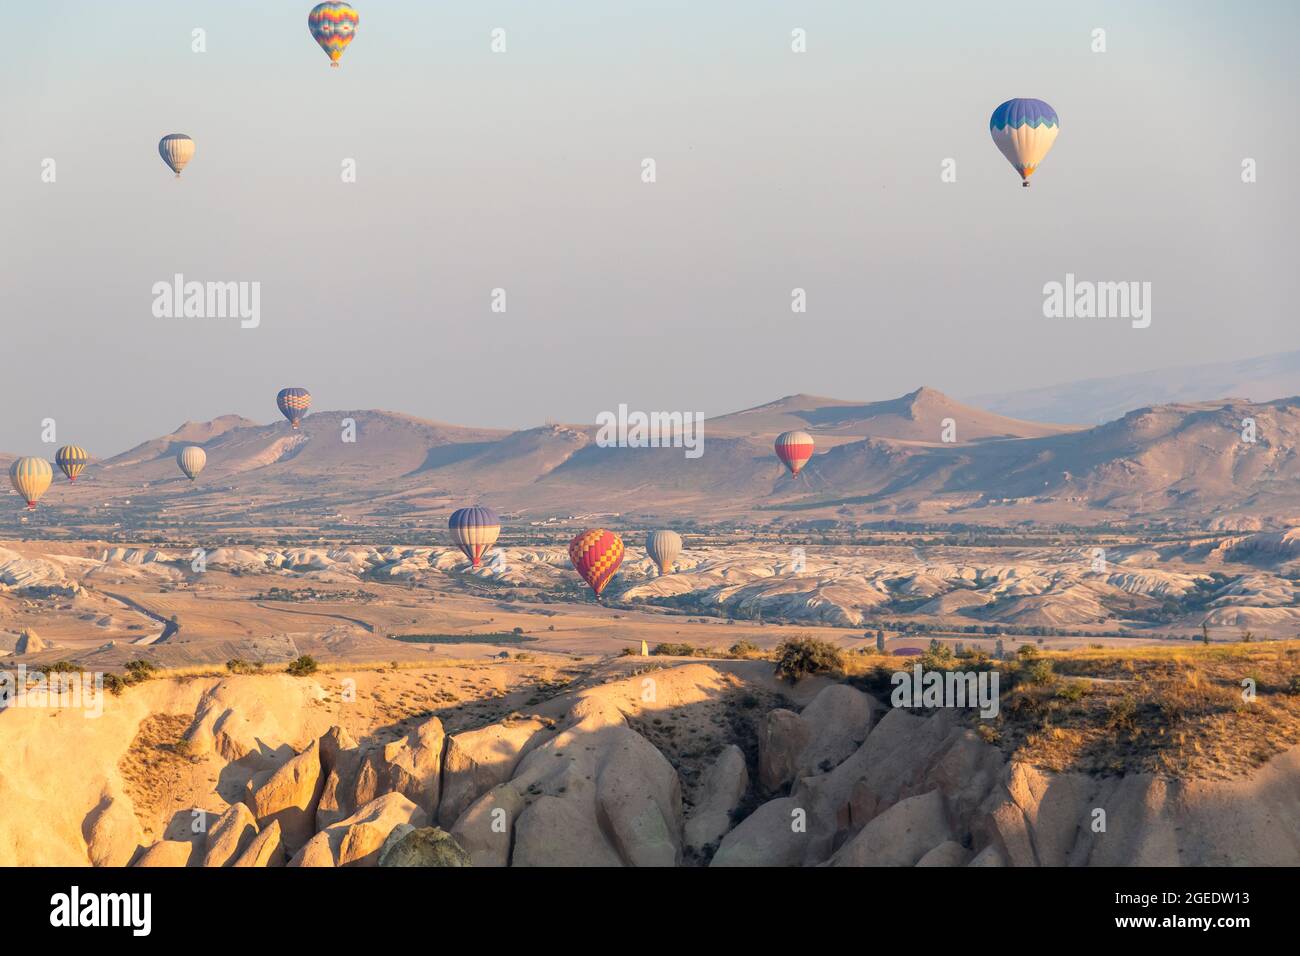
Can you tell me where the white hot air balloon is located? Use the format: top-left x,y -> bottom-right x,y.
159,134 -> 195,178
989,99 -> 1059,187
177,446 -> 207,481
646,530 -> 683,575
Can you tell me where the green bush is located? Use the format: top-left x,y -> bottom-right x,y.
102,673 -> 127,696
124,659 -> 158,684
1019,658 -> 1055,686
652,642 -> 701,657
226,658 -> 262,675
773,636 -> 844,683
287,655 -> 319,677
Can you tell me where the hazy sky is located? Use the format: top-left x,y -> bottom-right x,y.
3,1 -> 1297,455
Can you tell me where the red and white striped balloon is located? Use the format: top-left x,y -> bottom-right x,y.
774,430 -> 815,476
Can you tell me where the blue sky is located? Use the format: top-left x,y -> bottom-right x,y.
2,1 -> 1297,454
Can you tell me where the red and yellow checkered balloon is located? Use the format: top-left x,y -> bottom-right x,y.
569,529 -> 624,598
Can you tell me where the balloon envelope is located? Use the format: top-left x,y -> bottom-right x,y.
989,98 -> 1059,184
569,529 -> 624,597
177,446 -> 207,481
158,134 -> 195,177
309,2 -> 359,66
775,430 -> 815,476
55,445 -> 89,482
645,530 -> 682,575
277,387 -> 312,428
449,506 -> 501,568
10,457 -> 52,509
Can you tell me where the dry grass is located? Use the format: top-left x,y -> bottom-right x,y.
849,641 -> 1300,780
118,713 -> 206,839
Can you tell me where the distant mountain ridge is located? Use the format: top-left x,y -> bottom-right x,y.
6,388 -> 1300,529
969,350 -> 1300,425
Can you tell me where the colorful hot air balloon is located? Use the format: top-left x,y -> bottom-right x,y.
158,134 -> 195,178
774,430 -> 815,476
277,387 -> 312,428
989,99 -> 1059,186
9,457 -> 53,510
645,530 -> 682,575
569,529 -> 624,598
309,2 -> 359,67
177,446 -> 207,481
449,506 -> 501,568
55,445 -> 89,482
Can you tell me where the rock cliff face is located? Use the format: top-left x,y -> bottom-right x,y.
6,660 -> 1300,868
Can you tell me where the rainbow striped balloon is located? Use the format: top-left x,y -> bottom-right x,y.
308,2 -> 359,67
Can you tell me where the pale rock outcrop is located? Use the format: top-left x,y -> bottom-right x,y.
231,819 -> 286,867
133,840 -> 198,867
710,797 -> 806,867
683,745 -> 748,852
757,710 -> 811,792
968,844 -> 1006,866
450,784 -> 525,867
382,718 -> 446,816
757,684 -> 876,792
795,684 -> 876,777
377,825 -> 472,867
289,792 -> 428,868
830,789 -> 953,866
438,718 -> 547,827
182,676 -> 329,763
916,840 -> 970,867
15,628 -> 46,654
512,795 -> 623,866
201,802 -> 259,867
596,726 -> 683,866
244,740 -> 324,852
83,785 -> 144,867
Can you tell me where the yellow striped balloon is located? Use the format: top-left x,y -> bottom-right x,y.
158,134 -> 195,178
177,446 -> 207,481
9,457 -> 53,510
55,445 -> 89,482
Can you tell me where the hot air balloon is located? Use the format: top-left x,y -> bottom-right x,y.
774,430 -> 815,476
569,529 -> 624,598
449,506 -> 501,568
277,387 -> 312,428
158,134 -> 195,178
309,2 -> 359,67
989,99 -> 1059,186
645,530 -> 682,575
9,458 -> 52,510
177,446 -> 207,481
55,445 -> 89,482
